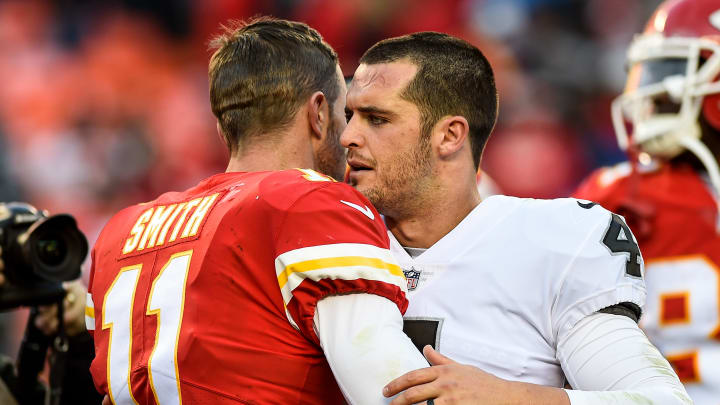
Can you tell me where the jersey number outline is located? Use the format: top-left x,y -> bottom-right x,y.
102,251 -> 192,405
642,255 -> 720,384
602,214 -> 643,278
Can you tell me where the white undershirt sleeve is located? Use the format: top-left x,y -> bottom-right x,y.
557,312 -> 692,405
314,293 -> 429,405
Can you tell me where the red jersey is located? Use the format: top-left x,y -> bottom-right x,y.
86,169 -> 407,405
574,162 -> 720,403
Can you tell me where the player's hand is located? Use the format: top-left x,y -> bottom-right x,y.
384,345 -> 570,405
383,345 -> 510,404
102,395 -> 111,405
35,279 -> 87,336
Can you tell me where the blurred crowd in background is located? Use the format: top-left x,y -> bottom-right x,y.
0,0 -> 663,355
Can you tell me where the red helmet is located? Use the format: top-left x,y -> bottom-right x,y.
646,0 -> 720,38
613,0 -> 720,208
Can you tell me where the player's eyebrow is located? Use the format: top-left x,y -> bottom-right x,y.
354,105 -> 395,117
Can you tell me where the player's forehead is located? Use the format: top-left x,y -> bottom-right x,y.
346,61 -> 418,109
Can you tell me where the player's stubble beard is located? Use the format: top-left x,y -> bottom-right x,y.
315,115 -> 346,181
358,133 -> 433,218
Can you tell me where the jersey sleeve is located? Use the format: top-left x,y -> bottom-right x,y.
273,182 -> 408,343
85,246 -> 96,335
559,313 -> 691,405
314,294 -> 429,404
550,200 -> 647,343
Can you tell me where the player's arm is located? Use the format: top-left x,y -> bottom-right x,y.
552,203 -> 689,404
274,178 -> 428,404
383,311 -> 691,405
550,203 -> 689,403
314,294 -> 429,404
557,311 -> 691,405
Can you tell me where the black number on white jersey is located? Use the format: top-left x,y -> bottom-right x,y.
403,318 -> 443,352
576,200 -> 597,209
602,213 -> 642,278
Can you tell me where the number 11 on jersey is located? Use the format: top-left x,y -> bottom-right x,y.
102,251 -> 193,405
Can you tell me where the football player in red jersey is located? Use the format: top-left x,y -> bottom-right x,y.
574,1 -> 720,403
86,18 -> 428,405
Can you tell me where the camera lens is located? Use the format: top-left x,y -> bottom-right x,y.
36,235 -> 67,267
18,213 -> 86,283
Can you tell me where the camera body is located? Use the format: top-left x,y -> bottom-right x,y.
0,202 -> 88,310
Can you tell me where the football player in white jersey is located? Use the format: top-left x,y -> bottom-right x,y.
343,32 -> 692,404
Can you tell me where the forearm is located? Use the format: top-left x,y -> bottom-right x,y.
558,313 -> 691,405
502,381 -> 570,405
314,294 -> 429,404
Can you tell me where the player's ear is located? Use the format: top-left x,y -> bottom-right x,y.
307,91 -> 328,141
435,115 -> 469,160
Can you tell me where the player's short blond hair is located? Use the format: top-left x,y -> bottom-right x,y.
208,17 -> 340,154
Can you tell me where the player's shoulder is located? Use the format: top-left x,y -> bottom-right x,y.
93,202 -> 148,254
259,168 -> 335,190
482,195 -> 619,254
94,175 -> 217,246
574,162 -> 634,200
483,194 -> 612,222
258,168 -> 369,209
100,201 -> 151,234
574,160 -> 671,200
259,168 -> 344,190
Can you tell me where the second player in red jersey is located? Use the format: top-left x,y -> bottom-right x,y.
575,1 -> 720,402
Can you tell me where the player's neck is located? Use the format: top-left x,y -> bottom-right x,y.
386,175 -> 481,249
225,131 -> 315,174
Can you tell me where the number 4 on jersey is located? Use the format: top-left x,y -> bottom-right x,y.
602,214 -> 643,278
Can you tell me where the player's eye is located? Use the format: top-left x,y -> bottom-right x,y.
368,115 -> 387,126
345,109 -> 353,123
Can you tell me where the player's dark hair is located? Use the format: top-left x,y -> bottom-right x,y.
208,17 -> 340,154
360,32 -> 498,168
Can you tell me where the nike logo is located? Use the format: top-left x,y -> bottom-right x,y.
340,200 -> 375,220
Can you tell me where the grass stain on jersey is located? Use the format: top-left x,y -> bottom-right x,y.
352,325 -> 377,356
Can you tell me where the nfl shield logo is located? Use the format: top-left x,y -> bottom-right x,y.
403,267 -> 422,291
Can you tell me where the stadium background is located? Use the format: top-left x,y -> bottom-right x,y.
0,0 -> 663,358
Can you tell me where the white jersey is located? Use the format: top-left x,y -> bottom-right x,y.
392,195 -> 647,386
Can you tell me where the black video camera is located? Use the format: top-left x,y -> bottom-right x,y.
0,202 -> 88,310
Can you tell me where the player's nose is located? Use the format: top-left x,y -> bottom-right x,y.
340,116 -> 363,149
